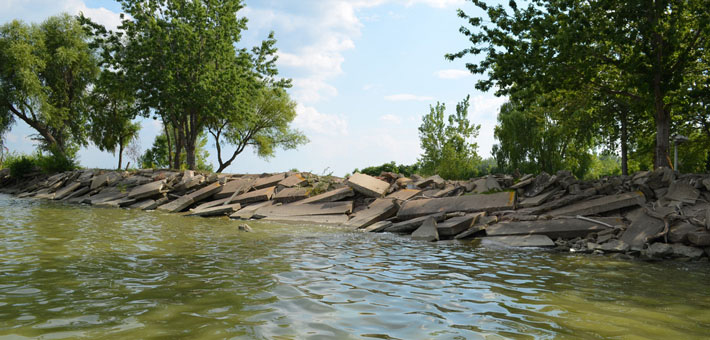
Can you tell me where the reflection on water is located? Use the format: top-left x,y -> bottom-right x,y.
0,193 -> 709,339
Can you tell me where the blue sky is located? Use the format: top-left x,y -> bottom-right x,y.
1,0 -> 506,176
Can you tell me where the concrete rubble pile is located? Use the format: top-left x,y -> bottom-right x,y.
2,167 -> 710,261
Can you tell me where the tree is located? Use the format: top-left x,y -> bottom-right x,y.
448,0 -> 710,169
117,0 -> 251,170
0,14 -> 98,158
418,95 -> 481,180
140,129 -> 213,171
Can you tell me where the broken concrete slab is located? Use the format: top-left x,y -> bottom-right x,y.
386,188 -> 421,201
254,173 -> 287,189
510,176 -> 534,189
278,173 -> 306,188
362,221 -> 393,233
293,187 -> 354,205
273,187 -> 308,204
213,178 -> 254,199
485,217 -> 623,239
547,192 -> 645,217
347,173 -> 390,198
188,203 -> 242,217
668,222 -> 699,243
437,213 -> 484,238
254,201 -> 353,218
230,201 -> 274,219
411,217 -> 439,242
397,191 -> 516,220
342,198 -> 398,229
261,214 -> 349,225
127,180 -> 165,200
129,199 -> 159,210
454,223 -> 487,240
518,189 -> 560,208
664,181 -> 700,204
88,188 -> 127,205
157,195 -> 194,213
599,239 -> 630,253
90,173 -> 110,190
384,213 -> 447,233
687,231 -> 710,246
193,197 -> 232,211
480,235 -> 555,247
524,172 -> 557,197
232,186 -> 275,205
415,175 -> 445,189
187,182 -> 223,203
620,211 -> 665,249
53,182 -> 82,200
432,185 -> 460,198
62,186 -> 91,201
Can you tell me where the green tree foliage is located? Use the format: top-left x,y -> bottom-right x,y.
116,0 -> 253,170
448,0 -> 710,169
418,95 -> 481,180
353,161 -> 421,178
0,14 -> 98,159
140,130 -> 212,172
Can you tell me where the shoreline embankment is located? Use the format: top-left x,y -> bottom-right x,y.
1,167 -> 709,261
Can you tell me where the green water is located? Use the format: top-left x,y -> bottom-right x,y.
0,194 -> 709,339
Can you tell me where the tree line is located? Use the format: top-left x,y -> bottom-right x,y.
1,0 -> 307,173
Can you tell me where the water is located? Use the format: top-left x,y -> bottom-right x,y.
1,194 -> 709,339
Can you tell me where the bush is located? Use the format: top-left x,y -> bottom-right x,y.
36,150 -> 77,173
4,154 -> 38,178
353,161 -> 420,178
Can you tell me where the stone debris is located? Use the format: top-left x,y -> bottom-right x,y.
3,167 -> 710,262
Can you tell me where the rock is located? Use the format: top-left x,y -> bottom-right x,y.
230,201 -> 273,219
454,223 -> 487,239
431,185 -> 460,198
397,192 -> 516,220
668,222 -> 699,243
238,224 -> 253,232
273,187 -> 308,204
254,201 -> 353,218
480,235 -> 555,247
278,173 -> 306,188
620,211 -> 665,249
669,244 -> 705,260
644,242 -> 673,258
232,186 -> 275,205
384,213 -> 447,233
347,173 -> 390,198
157,195 -> 194,213
293,187 -> 354,205
90,173 -> 110,190
254,173 -> 287,189
599,239 -> 630,253
664,181 -> 700,204
362,221 -> 393,233
525,172 -> 557,197
261,214 -> 349,225
193,197 -> 232,211
88,188 -> 127,205
342,198 -> 399,229
213,178 -> 254,199
645,167 -> 674,190
411,217 -> 439,242
548,192 -> 645,217
518,188 -> 560,208
485,217 -> 622,239
437,213 -> 484,237
53,181 -> 82,200
687,231 -> 710,246
386,188 -> 421,201
415,175 -> 445,189
188,203 -> 242,217
510,176 -> 534,190
485,175 -> 501,192
127,180 -> 165,200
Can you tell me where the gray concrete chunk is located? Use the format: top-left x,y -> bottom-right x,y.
254,201 -> 353,218
384,213 -> 447,233
53,182 -> 82,200
664,181 -> 700,204
186,182 -> 223,203
547,192 -> 645,217
343,198 -> 398,229
254,173 -> 287,189
232,186 -> 275,205
397,192 -> 516,220
485,217 -> 623,239
127,180 -> 165,200
273,187 -> 308,204
437,212 -> 484,237
278,173 -> 306,188
157,195 -> 194,213
347,173 -> 390,198
411,217 -> 439,242
230,201 -> 274,220
213,178 -> 254,199
362,221 -> 393,233
620,211 -> 665,249
386,189 -> 421,201
481,235 -> 555,247
188,203 -> 242,217
293,187 -> 354,205
260,214 -> 349,225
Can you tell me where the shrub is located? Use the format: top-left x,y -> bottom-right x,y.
4,154 -> 38,178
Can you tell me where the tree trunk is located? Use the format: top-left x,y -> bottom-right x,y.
653,81 -> 670,169
163,120 -> 173,168
620,110 -> 628,176
118,140 -> 124,170
173,124 -> 183,170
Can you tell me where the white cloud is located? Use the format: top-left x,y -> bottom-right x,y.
293,104 -> 349,136
0,0 -> 123,31
384,93 -> 435,102
405,0 -> 465,8
379,114 -> 402,125
435,69 -> 471,79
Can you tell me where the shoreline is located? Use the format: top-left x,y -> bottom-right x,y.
1,167 -> 709,262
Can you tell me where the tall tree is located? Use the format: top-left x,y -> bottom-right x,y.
117,0 -> 250,170
0,14 -> 98,157
448,0 -> 710,169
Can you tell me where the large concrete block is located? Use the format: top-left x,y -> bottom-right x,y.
485,217 -> 623,239
254,173 -> 287,189
232,186 -> 275,205
347,173 -> 390,198
254,201 -> 353,218
411,217 -> 439,242
127,180 -> 165,200
397,192 -> 516,220
620,211 -> 665,249
480,235 -> 555,247
342,198 -> 398,229
293,187 -> 354,205
547,192 -> 645,217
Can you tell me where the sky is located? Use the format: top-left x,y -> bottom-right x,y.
1,0 -> 506,176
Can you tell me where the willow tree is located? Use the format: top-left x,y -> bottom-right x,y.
448,0 -> 710,169
0,14 -> 98,158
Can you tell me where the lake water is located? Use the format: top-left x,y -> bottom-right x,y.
1,193 -> 709,339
